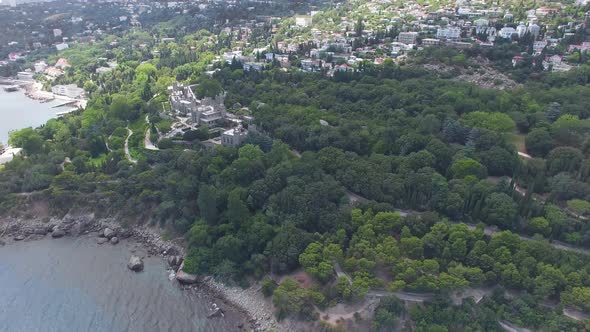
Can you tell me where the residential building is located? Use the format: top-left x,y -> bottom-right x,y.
8,52 -> 22,61
34,61 -> 47,73
436,27 -> 461,40
243,62 -> 264,71
516,23 -> 527,38
543,55 -> 572,72
45,67 -> 64,78
398,31 -> 418,45
512,55 -> 524,67
568,41 -> 590,53
295,16 -> 313,28
528,24 -> 540,38
499,27 -> 517,39
55,58 -> 71,69
55,43 -> 69,51
533,40 -> 548,54
536,7 -> 559,16
422,38 -> 441,46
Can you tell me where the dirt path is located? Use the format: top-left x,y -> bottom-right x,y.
499,320 -> 532,332
517,151 -> 532,159
319,298 -> 378,324
125,127 -> 137,164
144,128 -> 159,151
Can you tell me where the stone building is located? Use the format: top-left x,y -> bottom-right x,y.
221,124 -> 248,147
169,82 -> 226,127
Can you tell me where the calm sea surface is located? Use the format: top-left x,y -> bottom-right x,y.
0,236 -> 243,332
0,89 -> 64,145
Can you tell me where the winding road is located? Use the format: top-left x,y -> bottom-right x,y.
289,148 -> 590,256
464,223 -> 590,256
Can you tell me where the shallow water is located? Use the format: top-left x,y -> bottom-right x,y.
0,236 -> 243,332
0,89 -> 68,145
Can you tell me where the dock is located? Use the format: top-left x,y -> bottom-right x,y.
56,109 -> 78,117
52,100 -> 78,108
2,85 -> 19,92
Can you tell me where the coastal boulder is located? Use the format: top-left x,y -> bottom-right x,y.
51,229 -> 65,238
165,246 -> 180,256
119,229 -> 132,239
97,237 -> 108,245
167,255 -> 178,267
103,227 -> 116,239
33,226 -> 49,235
176,270 -> 198,284
127,255 -> 144,272
110,237 -> 119,245
176,261 -> 198,284
208,308 -> 224,318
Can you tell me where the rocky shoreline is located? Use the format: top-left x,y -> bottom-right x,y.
0,213 -> 280,331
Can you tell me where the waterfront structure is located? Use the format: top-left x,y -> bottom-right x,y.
34,61 -> 47,73
52,84 -> 84,98
17,71 -> 33,81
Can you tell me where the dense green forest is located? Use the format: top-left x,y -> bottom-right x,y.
2,16 -> 590,331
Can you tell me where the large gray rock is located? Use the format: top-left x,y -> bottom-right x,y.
119,229 -> 132,239
176,270 -> 198,284
167,255 -> 178,267
176,260 -> 198,284
103,227 -> 116,239
33,227 -> 49,235
208,308 -> 224,318
51,229 -> 65,238
97,237 -> 109,245
13,235 -> 25,241
110,237 -> 119,244
127,256 -> 143,271
165,246 -> 180,256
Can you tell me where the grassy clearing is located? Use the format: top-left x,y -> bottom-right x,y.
88,153 -> 108,167
508,133 -> 526,153
155,119 -> 173,134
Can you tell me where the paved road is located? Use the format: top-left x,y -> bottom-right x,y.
367,290 -> 434,302
464,223 -> 590,255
